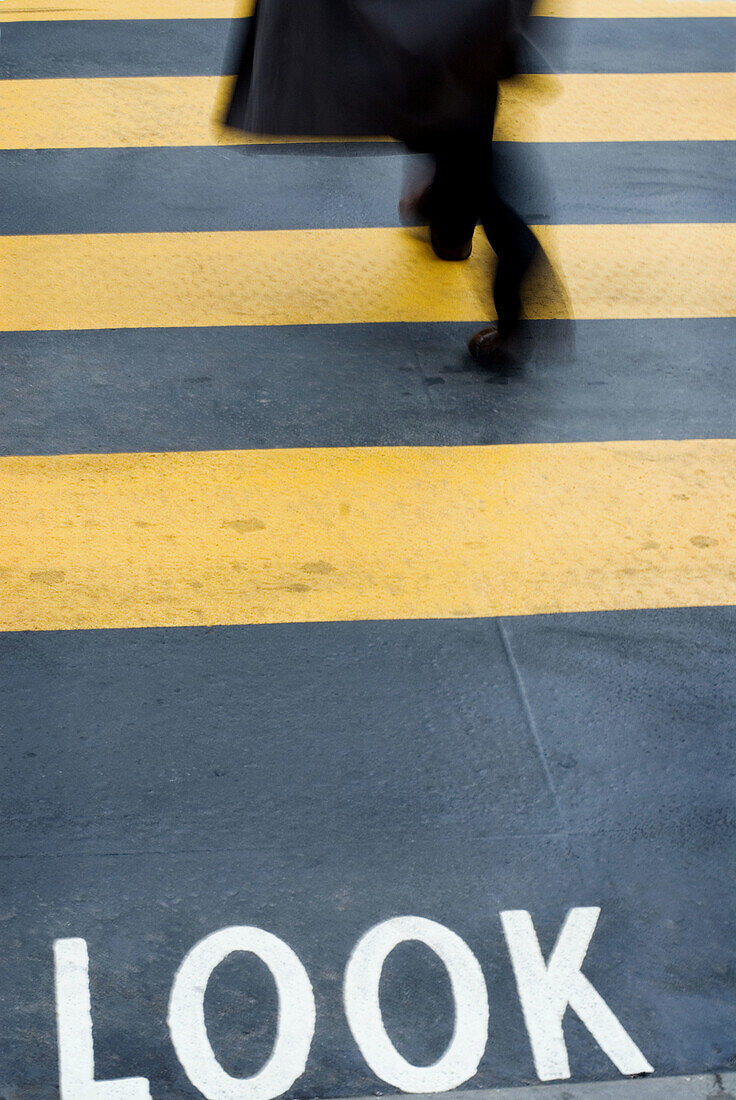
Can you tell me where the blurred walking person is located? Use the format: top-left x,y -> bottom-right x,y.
226,0 -> 552,364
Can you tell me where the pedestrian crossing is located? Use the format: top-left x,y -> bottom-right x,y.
4,143 -> 730,234
1,0 -> 734,1096
2,0 -> 735,18
3,441 -> 735,633
3,224 -> 734,330
4,15 -> 735,76
3,72 -> 735,147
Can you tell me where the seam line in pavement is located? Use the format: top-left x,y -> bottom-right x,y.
498,618 -> 570,835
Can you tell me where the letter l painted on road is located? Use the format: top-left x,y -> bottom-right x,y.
500,908 -> 654,1082
54,938 -> 152,1100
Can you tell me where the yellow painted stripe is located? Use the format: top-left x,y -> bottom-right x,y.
537,0 -> 736,13
2,74 -> 733,150
2,441 -> 734,632
2,224 -> 733,332
2,0 -> 734,19
0,0 -> 250,17
498,74 -> 736,142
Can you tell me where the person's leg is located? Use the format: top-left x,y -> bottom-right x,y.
399,130 -> 482,260
480,185 -> 539,337
466,115 -> 540,360
401,117 -> 542,359
417,125 -> 540,337
425,137 -> 481,260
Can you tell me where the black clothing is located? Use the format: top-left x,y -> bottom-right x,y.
423,126 -> 539,333
225,0 -> 533,144
225,0 -> 543,338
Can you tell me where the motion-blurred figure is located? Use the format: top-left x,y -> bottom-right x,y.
227,0 -> 554,364
398,128 -> 541,364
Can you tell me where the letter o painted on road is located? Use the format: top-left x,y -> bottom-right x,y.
167,926 -> 315,1100
344,916 -> 489,1092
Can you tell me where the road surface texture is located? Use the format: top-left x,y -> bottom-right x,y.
0,0 -> 734,1097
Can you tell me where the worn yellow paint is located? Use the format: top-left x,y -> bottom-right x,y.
1,441 -> 734,633
1,73 -> 733,150
0,76 -> 366,149
496,74 -> 736,142
2,0 -> 733,19
0,0 -> 248,17
1,224 -> 733,332
537,0 -> 736,13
